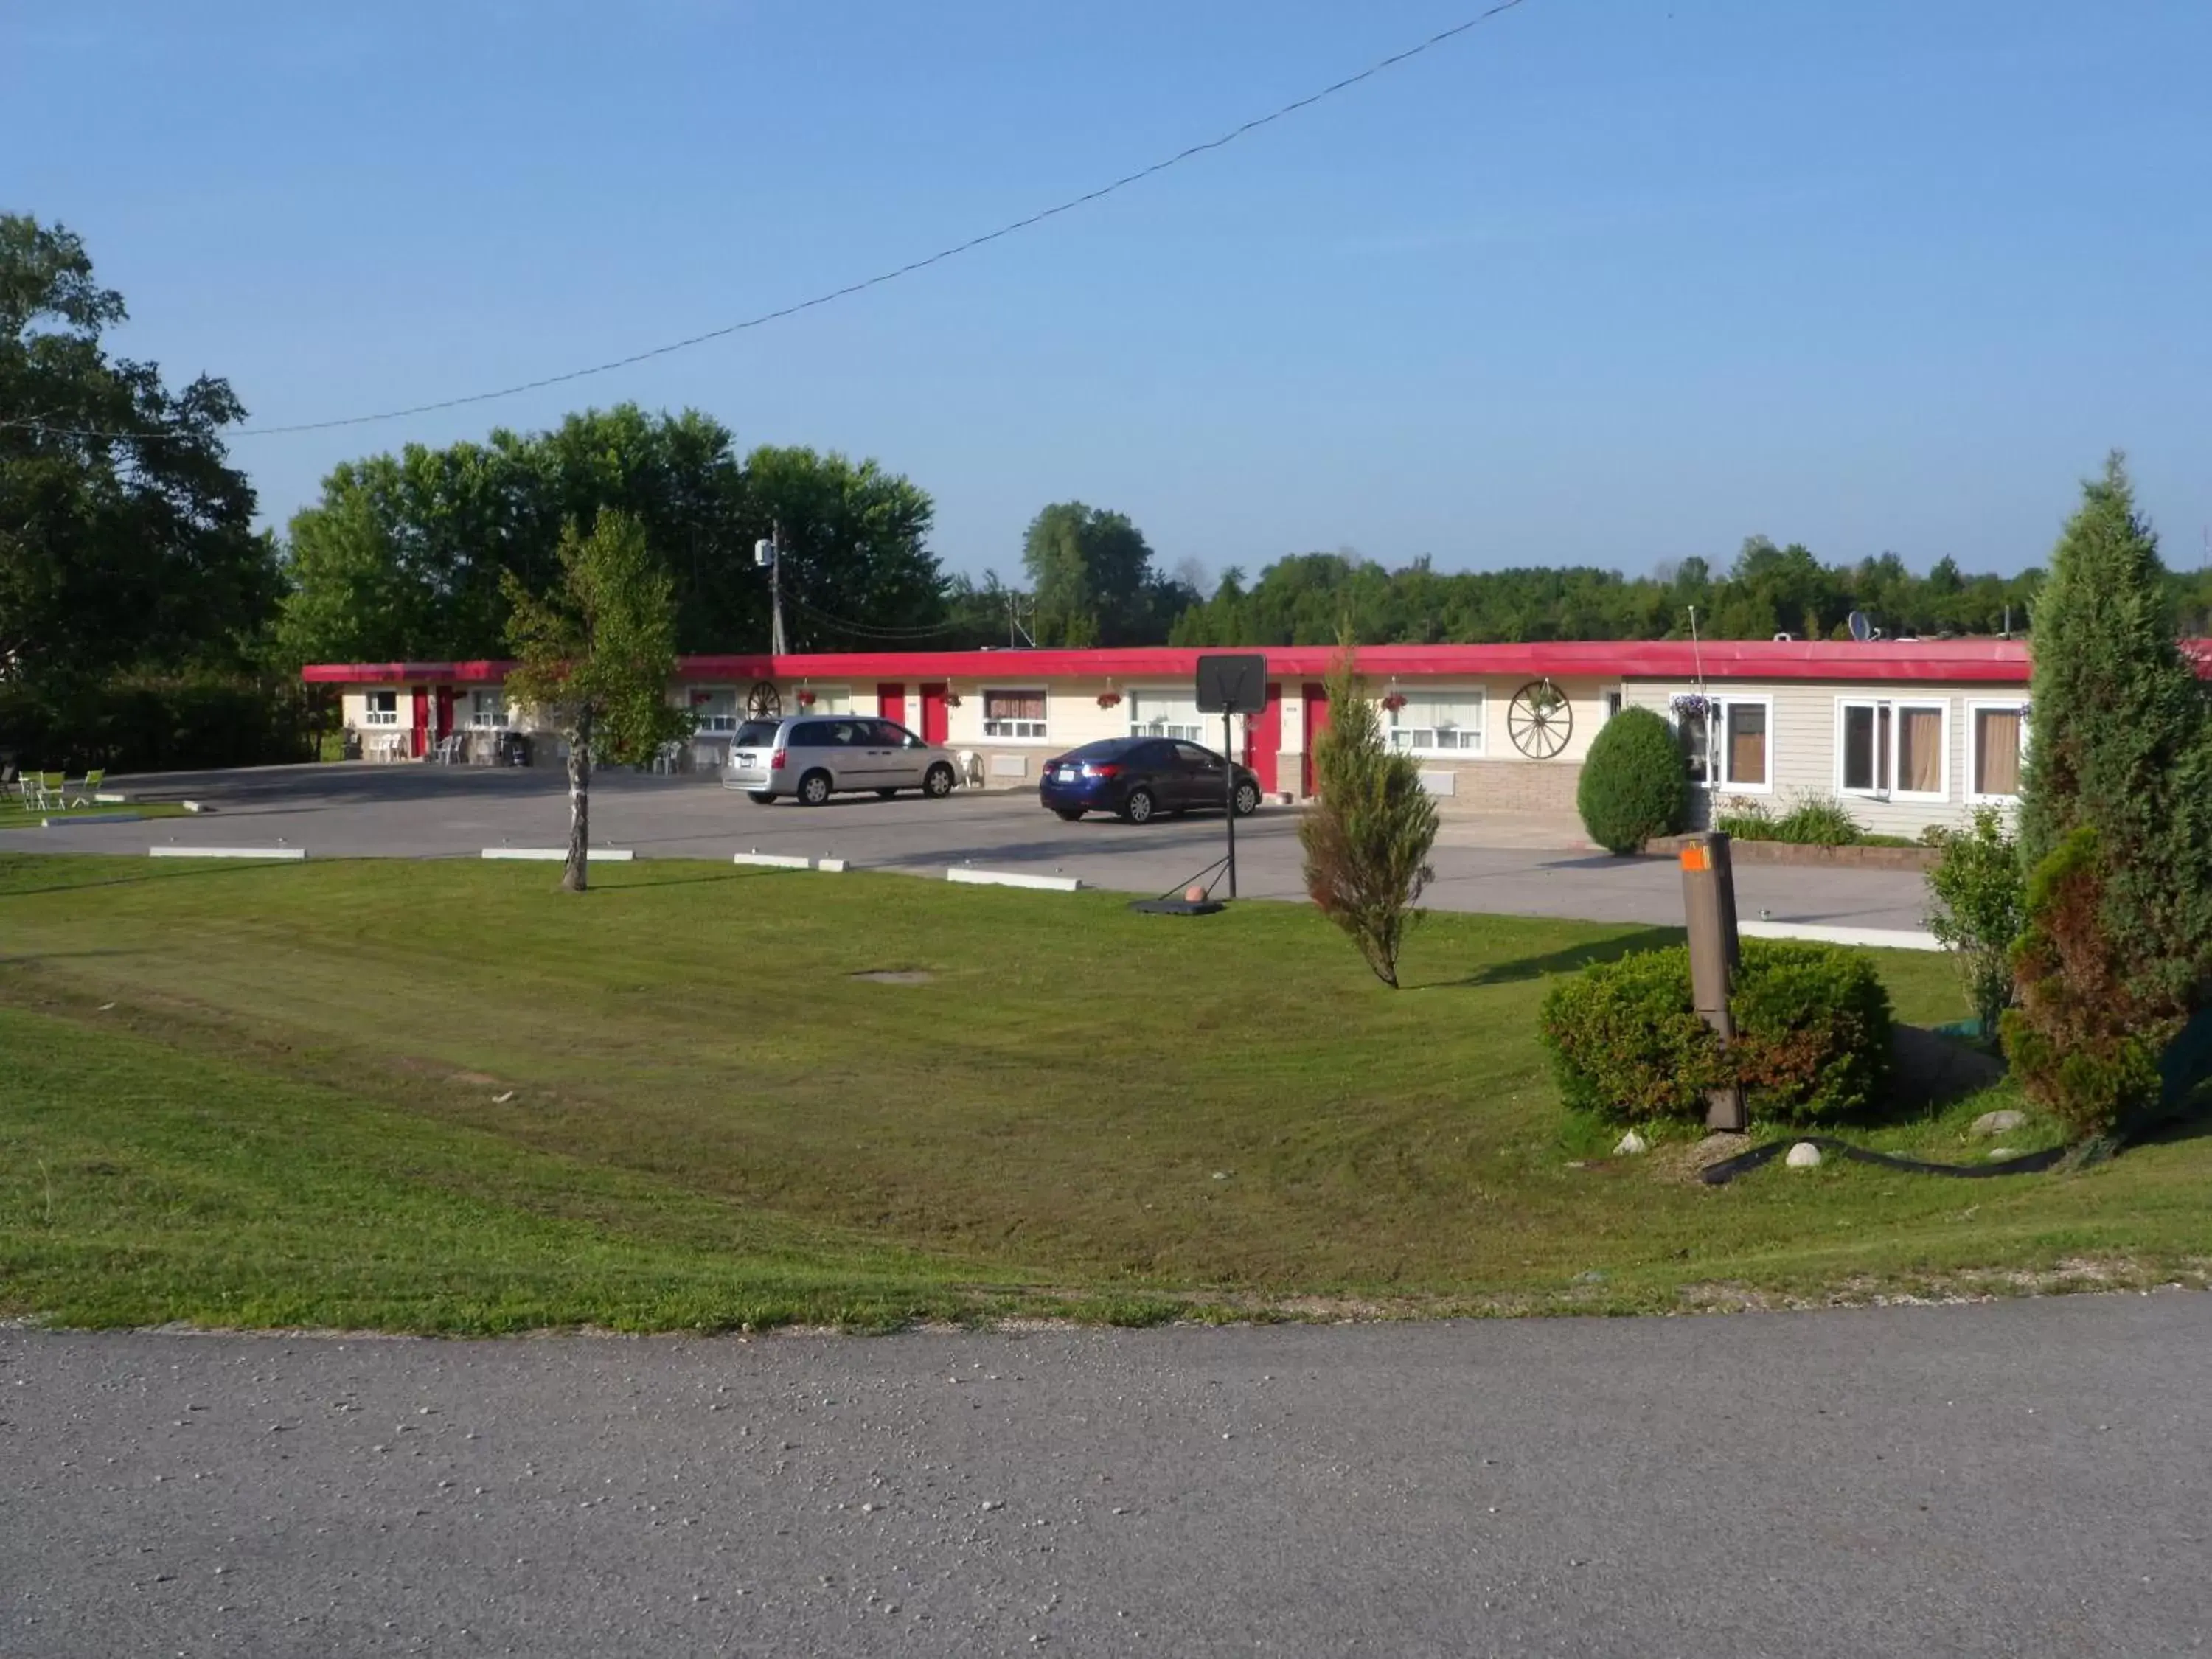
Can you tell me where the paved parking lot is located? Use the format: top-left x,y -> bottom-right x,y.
0,763 -> 1934,930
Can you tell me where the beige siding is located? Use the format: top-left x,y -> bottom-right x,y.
1623,678 -> 2020,840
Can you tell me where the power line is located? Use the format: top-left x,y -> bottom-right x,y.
2,0 -> 1535,445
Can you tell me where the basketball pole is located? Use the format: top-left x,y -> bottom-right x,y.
1223,709 -> 1237,900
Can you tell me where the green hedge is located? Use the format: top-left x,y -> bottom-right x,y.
1538,939 -> 1894,1125
1576,707 -> 1687,854
0,675 -> 324,776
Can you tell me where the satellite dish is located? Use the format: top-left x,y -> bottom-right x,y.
1847,611 -> 1872,643
1773,632 -> 1796,643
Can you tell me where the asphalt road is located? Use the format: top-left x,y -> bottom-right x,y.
4,1295 -> 2208,1657
0,764 -> 1933,930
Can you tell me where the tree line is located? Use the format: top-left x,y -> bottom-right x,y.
10,210 -> 2211,772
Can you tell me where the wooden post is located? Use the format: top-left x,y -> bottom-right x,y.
1680,832 -> 1747,1131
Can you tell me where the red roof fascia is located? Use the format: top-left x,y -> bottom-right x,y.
297,639 -> 2212,687
299,661 -> 512,684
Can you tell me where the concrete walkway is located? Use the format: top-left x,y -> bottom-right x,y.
0,764 -> 1935,931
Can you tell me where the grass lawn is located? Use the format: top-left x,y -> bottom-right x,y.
2,853 -> 2206,1333
0,799 -> 192,827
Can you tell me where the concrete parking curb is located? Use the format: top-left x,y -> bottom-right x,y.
149,845 -> 307,860
481,848 -> 635,863
947,868 -> 1082,893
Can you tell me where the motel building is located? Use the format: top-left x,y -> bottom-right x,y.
301,636 -> 2206,841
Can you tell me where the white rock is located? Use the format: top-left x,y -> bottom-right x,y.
1987,1147 -> 2021,1161
1784,1141 -> 1824,1169
1972,1109 -> 2027,1137
1613,1130 -> 1650,1157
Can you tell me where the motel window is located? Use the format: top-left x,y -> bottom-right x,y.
363,690 -> 399,726
1677,696 -> 1771,791
468,691 -> 508,729
1839,700 -> 1947,799
1722,701 -> 1768,788
1969,703 -> 2027,800
983,689 -> 1048,740
1387,689 -> 1484,755
1127,689 -> 1203,742
691,689 -> 738,733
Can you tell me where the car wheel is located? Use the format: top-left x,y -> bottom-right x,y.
1234,781 -> 1261,817
923,762 -> 956,799
798,770 -> 832,807
1053,807 -> 1085,822
746,790 -> 776,805
1121,787 -> 1156,824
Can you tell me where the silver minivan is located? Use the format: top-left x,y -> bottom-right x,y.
723,715 -> 961,806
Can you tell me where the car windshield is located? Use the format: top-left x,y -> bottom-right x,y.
731,720 -> 780,748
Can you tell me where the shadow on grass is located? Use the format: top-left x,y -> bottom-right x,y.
1885,1024 -> 2008,1117
0,858 -> 291,901
1421,926 -> 1683,990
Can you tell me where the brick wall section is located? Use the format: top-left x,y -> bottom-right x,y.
1276,754 -> 1585,814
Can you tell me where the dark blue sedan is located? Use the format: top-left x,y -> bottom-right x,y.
1038,736 -> 1263,824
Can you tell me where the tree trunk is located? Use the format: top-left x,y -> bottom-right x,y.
563,709 -> 593,893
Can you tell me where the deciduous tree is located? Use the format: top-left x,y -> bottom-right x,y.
1,215 -> 273,695
501,512 -> 691,892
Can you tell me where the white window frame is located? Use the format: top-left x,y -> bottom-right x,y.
1675,693 -> 1774,794
981,686 -> 1050,742
1965,698 -> 2030,804
1385,685 -> 1486,757
467,690 -> 509,730
1834,697 -> 1950,803
1126,686 -> 1206,743
362,689 -> 400,727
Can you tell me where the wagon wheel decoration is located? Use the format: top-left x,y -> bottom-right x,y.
1506,678 -> 1573,759
745,681 -> 782,720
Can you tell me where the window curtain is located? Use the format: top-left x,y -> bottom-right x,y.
1897,708 -> 1942,793
1975,708 -> 2021,796
987,691 -> 1045,723
1726,704 -> 1767,785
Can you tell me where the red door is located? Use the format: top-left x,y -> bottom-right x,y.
434,686 -> 456,744
918,683 -> 949,745
876,681 -> 906,728
1300,681 -> 1331,797
1245,682 -> 1281,794
410,687 -> 431,759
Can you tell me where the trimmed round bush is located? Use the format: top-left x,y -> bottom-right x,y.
1576,706 -> 1687,854
1538,939 -> 1894,1125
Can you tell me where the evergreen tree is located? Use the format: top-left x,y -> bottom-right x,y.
1298,631 -> 1439,987
2006,455 -> 2212,1129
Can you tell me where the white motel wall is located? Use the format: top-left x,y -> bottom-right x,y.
302,638 -> 2209,839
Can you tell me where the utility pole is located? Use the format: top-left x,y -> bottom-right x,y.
754,524 -> 787,657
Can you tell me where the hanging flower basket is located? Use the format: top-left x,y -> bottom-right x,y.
796,689 -> 817,708
1096,691 -> 1122,709
1669,692 -> 1710,719
943,692 -> 962,707
1380,692 -> 1408,713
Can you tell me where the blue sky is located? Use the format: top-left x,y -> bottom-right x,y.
8,0 -> 2209,586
